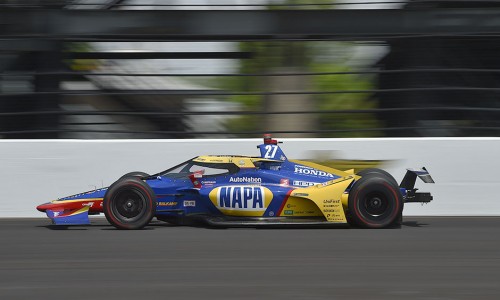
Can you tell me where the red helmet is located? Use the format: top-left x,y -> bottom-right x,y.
263,134 -> 278,145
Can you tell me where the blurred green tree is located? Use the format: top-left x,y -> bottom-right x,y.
219,1 -> 382,137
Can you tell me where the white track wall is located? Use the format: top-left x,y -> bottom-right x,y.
1,138 -> 499,217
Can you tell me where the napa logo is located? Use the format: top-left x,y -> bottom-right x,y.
209,186 -> 273,216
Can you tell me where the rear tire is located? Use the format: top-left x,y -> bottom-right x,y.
348,174 -> 403,228
356,168 -> 398,186
103,177 -> 156,230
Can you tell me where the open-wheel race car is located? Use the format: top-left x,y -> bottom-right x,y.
37,135 -> 434,229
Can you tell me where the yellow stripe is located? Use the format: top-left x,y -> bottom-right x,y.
69,206 -> 90,216
51,198 -> 103,204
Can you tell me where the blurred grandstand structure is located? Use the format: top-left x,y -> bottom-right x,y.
1,0 -> 500,138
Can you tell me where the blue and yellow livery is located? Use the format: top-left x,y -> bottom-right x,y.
37,135 -> 434,229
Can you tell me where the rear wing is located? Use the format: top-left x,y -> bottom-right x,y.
400,167 -> 435,190
400,167 -> 435,203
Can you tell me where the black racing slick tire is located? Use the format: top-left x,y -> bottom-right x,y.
356,168 -> 398,187
356,168 -> 403,226
103,177 -> 156,230
348,174 -> 403,229
119,171 -> 150,180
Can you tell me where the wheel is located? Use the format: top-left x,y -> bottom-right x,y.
119,171 -> 150,180
348,174 -> 403,228
356,168 -> 398,186
103,177 -> 156,229
356,168 -> 402,226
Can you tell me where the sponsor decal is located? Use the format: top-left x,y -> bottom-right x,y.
183,200 -> 196,207
270,166 -> 281,171
201,180 -> 216,187
229,177 -> 262,183
294,165 -> 335,178
218,187 -> 263,209
82,202 -> 94,207
269,211 -> 275,217
280,179 -> 290,186
280,197 -> 323,217
158,201 -> 177,206
292,180 -> 319,187
209,186 -> 274,215
323,199 -> 341,205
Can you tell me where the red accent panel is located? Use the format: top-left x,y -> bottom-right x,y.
277,189 -> 294,216
36,200 -> 103,213
189,172 -> 203,188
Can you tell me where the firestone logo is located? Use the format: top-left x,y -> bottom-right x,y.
229,177 -> 262,183
294,166 -> 335,178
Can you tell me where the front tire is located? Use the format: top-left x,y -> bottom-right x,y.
103,177 -> 156,230
119,171 -> 150,180
348,174 -> 403,228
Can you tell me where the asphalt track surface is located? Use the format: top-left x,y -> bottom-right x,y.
1,217 -> 499,300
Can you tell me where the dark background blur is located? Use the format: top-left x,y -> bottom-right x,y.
2,0 -> 500,139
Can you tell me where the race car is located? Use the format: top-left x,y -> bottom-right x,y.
37,135 -> 434,229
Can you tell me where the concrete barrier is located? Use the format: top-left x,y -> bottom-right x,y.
1,138 -> 499,217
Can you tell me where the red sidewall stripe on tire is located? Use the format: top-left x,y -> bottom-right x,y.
353,181 -> 400,228
106,182 -> 154,229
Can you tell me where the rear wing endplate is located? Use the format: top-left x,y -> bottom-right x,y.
400,167 -> 435,190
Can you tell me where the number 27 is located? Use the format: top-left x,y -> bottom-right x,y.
264,145 -> 278,158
